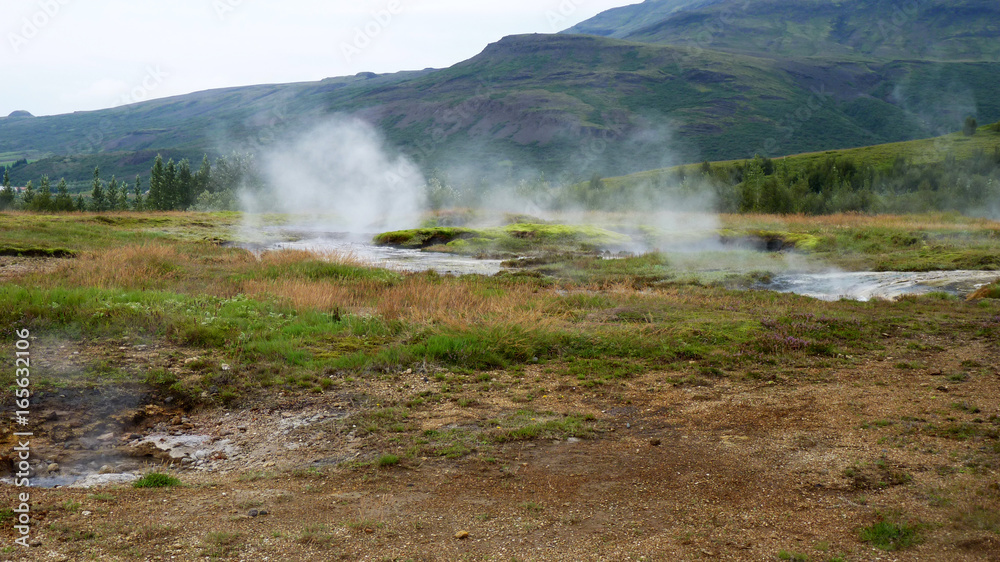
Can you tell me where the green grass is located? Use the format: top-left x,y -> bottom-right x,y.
375,223 -> 633,256
201,531 -> 241,558
491,410 -> 596,443
859,512 -> 922,551
377,454 -> 401,467
133,472 -> 182,488
297,524 -> 337,547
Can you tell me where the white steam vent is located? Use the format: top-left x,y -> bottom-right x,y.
250,116 -> 426,232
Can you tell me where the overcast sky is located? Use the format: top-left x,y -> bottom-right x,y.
1,0 -> 638,117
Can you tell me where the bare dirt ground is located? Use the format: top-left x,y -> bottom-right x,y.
2,328 -> 999,561
0,257 -> 62,282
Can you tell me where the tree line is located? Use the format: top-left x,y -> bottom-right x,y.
0,153 -> 260,212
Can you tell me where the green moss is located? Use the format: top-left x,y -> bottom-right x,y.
372,228 -> 476,248
375,223 -> 633,256
0,246 -> 76,258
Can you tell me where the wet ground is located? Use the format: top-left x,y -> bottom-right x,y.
259,229 -> 999,301
766,270 -> 1000,301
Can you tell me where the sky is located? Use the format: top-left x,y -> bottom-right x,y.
0,0 -> 639,117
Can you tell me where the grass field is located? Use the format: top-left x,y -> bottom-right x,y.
1,211 -> 998,560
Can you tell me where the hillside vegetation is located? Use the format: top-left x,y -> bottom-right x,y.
565,0 -> 1000,61
584,121 -> 1000,215
2,0 -> 998,204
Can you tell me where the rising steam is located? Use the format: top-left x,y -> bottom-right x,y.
244,116 -> 427,232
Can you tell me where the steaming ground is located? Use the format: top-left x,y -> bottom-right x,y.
241,117 -> 427,234
245,212 -> 999,301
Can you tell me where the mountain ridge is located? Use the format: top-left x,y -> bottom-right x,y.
3,1 -> 999,187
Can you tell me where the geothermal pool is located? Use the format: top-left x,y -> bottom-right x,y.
259,231 -> 997,301
765,270 -> 999,301
265,232 -> 504,276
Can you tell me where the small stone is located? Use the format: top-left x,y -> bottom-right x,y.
47,463 -> 60,473
248,509 -> 260,517
99,464 -> 115,474
221,364 -> 231,371
937,386 -> 949,392
82,511 -> 92,516
258,510 -> 268,516
650,438 -> 661,447
454,530 -> 470,540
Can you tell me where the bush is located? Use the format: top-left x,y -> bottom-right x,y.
963,116 -> 978,136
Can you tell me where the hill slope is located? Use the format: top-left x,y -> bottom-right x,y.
4,0 -> 1000,186
564,0 -> 1000,61
5,34 -> 1000,188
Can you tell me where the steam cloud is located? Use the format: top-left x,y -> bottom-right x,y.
245,116 -> 427,232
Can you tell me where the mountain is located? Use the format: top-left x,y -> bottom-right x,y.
564,0 -> 1000,61
2,1 -> 999,188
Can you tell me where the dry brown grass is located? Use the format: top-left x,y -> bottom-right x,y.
238,275 -> 555,328
253,248 -> 365,268
54,242 -> 189,290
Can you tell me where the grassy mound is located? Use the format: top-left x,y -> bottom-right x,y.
374,223 -> 633,256
968,282 -> 1000,300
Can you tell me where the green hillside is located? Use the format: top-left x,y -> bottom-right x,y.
2,1 -> 999,187
585,121 -> 1000,215
5,35 -> 1000,187
565,0 -> 1000,61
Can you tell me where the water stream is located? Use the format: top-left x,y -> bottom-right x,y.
765,270 -> 999,301
265,231 -> 503,276
258,230 -> 997,301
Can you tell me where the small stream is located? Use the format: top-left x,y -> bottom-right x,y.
259,230 -> 997,301
267,232 -> 503,276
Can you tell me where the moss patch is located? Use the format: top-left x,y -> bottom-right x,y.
375,223 -> 633,256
